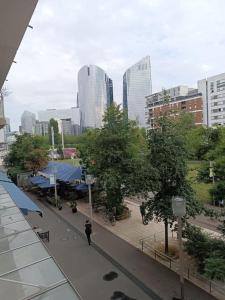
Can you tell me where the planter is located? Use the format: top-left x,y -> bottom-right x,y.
116,206 -> 131,221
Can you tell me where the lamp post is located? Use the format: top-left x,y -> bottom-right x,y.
172,196 -> 186,300
85,174 -> 94,224
50,166 -> 60,209
209,161 -> 215,206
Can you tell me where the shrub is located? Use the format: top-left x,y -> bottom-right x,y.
204,257 -> 225,281
184,223 -> 225,280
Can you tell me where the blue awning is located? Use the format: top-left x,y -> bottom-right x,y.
30,175 -> 47,185
29,176 -> 55,189
0,172 -> 42,216
41,162 -> 82,183
38,181 -> 56,189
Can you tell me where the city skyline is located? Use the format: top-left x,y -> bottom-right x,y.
3,0 -> 225,130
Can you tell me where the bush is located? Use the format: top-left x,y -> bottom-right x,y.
209,181 -> 225,203
184,223 -> 225,280
204,257 -> 225,281
184,224 -> 211,272
197,162 -> 211,183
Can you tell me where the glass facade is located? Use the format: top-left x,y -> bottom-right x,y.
78,65 -> 113,130
123,56 -> 152,127
0,183 -> 82,300
21,111 -> 36,134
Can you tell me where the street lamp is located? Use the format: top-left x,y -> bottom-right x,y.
50,166 -> 60,209
209,161 -> 215,206
85,174 -> 94,224
172,196 -> 186,300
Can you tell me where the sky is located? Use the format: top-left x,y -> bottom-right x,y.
4,0 -> 225,130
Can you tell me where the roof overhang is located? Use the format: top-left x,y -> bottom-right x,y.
0,0 -> 38,90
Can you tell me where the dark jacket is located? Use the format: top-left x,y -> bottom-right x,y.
85,223 -> 92,235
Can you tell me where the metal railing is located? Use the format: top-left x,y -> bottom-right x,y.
139,236 -> 225,300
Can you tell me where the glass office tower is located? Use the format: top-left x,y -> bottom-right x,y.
78,65 -> 113,130
123,56 -> 152,127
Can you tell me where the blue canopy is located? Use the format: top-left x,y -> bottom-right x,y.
75,183 -> 89,191
30,176 -> 55,189
41,162 -> 82,183
38,181 -> 56,189
0,172 -> 42,216
30,175 -> 47,185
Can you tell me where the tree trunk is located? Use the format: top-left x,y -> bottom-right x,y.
164,218 -> 169,255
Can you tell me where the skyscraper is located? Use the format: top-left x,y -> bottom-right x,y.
123,56 -> 152,127
21,111 -> 36,134
78,65 -> 113,130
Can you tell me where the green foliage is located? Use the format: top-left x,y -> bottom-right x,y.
209,181 -> 225,202
144,116 -> 201,253
48,118 -> 60,146
4,134 -> 48,181
184,223 -> 225,280
197,161 -> 211,183
184,223 -> 211,272
204,257 -> 225,281
79,104 -> 150,212
218,220 -> 225,236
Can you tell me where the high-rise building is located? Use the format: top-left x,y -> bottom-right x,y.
198,73 -> 225,127
58,118 -> 73,136
35,121 -> 49,136
38,107 -> 80,135
123,56 -> 152,127
21,111 -> 36,134
78,65 -> 113,130
146,86 -> 203,128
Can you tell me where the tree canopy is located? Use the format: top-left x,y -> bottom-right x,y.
48,118 -> 60,146
4,134 -> 48,181
79,104 -> 150,213
144,116 -> 201,253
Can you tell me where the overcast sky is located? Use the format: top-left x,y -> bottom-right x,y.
5,0 -> 225,130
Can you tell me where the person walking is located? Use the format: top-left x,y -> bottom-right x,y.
85,220 -> 92,245
140,202 -> 146,224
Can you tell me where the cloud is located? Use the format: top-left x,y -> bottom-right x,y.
4,0 -> 225,129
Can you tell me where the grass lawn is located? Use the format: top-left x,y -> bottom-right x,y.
55,158 -> 81,166
187,161 -> 212,204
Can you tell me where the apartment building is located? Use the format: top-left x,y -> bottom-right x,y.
198,73 -> 225,127
146,86 -> 203,128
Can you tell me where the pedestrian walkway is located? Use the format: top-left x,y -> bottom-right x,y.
76,198 -> 221,248
25,194 -> 153,300
42,199 -> 217,300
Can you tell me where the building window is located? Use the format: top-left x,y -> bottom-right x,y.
87,67 -> 90,76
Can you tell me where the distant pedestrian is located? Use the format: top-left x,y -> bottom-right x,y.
140,202 -> 146,224
85,220 -> 92,245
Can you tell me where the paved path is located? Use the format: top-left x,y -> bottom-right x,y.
26,195 -> 154,300
26,193 -> 218,300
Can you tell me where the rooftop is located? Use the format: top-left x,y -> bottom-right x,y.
0,173 -> 81,300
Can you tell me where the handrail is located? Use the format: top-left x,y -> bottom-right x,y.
139,237 -> 225,299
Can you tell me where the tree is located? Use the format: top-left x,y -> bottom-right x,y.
81,104 -> 150,214
48,118 -> 60,146
4,134 -> 48,181
144,116 -> 201,254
